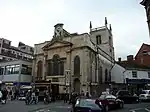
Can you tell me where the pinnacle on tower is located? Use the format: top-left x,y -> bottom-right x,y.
90,21 -> 92,29
109,24 -> 112,31
105,17 -> 108,26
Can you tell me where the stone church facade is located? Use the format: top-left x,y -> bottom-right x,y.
32,18 -> 115,95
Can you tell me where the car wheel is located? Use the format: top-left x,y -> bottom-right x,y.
119,103 -> 124,109
105,105 -> 109,112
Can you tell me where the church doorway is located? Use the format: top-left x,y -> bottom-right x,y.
51,84 -> 59,100
73,78 -> 80,93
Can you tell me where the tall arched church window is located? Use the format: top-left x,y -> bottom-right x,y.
37,61 -> 43,79
74,55 -> 80,76
98,66 -> 103,84
109,71 -> 111,82
53,54 -> 60,75
105,69 -> 108,82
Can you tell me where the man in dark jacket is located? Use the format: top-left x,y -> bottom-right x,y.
35,89 -> 39,103
1,88 -> 8,104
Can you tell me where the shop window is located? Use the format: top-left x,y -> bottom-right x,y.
21,64 -> 32,75
132,71 -> 137,78
148,72 -> 150,78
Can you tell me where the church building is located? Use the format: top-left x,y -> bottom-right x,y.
32,18 -> 115,95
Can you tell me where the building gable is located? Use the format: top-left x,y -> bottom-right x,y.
42,40 -> 72,50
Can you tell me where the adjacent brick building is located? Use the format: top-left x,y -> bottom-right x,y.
135,43 -> 150,67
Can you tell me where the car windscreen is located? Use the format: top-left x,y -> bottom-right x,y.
117,91 -> 130,96
105,95 -> 116,99
99,95 -> 106,100
75,99 -> 100,109
99,95 -> 116,100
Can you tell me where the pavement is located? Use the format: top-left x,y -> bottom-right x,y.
0,100 -> 72,112
110,103 -> 150,112
1,100 -> 150,112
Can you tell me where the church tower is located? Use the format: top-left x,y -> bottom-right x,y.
90,17 -> 115,60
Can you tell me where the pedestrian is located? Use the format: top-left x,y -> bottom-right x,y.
64,93 -> 68,103
1,88 -> 8,104
35,89 -> 39,103
85,91 -> 91,98
9,89 -> 12,101
0,90 -> 2,102
25,90 -> 31,105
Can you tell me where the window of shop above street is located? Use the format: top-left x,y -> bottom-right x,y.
0,66 -> 4,75
5,65 -> 20,75
148,72 -> 150,78
21,64 -> 32,75
132,71 -> 137,78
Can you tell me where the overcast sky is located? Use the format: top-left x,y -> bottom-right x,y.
0,0 -> 149,60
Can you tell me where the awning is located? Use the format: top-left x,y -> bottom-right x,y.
126,78 -> 150,84
13,82 -> 31,86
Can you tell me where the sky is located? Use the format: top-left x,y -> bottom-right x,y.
0,0 -> 149,60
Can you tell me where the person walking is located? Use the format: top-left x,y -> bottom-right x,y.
35,89 -> 39,103
1,88 -> 8,104
0,90 -> 2,102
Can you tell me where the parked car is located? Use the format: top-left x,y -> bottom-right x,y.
73,98 -> 103,112
116,90 -> 139,104
98,94 -> 124,112
139,90 -> 150,101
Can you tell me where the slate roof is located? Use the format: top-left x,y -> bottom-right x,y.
117,60 -> 150,70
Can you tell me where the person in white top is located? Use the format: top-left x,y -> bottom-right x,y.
0,90 -> 2,102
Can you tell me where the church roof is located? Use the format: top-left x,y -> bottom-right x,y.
117,60 -> 150,70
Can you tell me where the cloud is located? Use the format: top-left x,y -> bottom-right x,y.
0,0 -> 149,60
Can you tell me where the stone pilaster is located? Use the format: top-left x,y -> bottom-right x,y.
43,54 -> 47,80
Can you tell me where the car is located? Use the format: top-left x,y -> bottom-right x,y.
116,90 -> 139,104
98,94 -> 124,112
18,86 -> 32,100
139,90 -> 150,101
73,98 -> 103,112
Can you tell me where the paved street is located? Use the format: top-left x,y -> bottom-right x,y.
0,100 -> 71,112
111,103 -> 150,112
1,100 -> 150,112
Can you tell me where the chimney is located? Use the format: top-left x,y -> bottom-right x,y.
118,58 -> 121,62
127,55 -> 134,61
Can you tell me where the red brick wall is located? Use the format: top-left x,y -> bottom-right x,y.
135,44 -> 150,67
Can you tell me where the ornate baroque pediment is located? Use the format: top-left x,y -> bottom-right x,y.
42,40 -> 72,50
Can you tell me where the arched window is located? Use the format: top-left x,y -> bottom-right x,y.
105,69 -> 108,82
109,71 -> 111,82
74,55 -> 80,76
53,54 -> 60,75
48,54 -> 65,76
98,66 -> 103,84
37,61 -> 43,78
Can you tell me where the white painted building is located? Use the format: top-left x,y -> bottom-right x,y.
111,56 -> 150,90
0,60 -> 32,86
